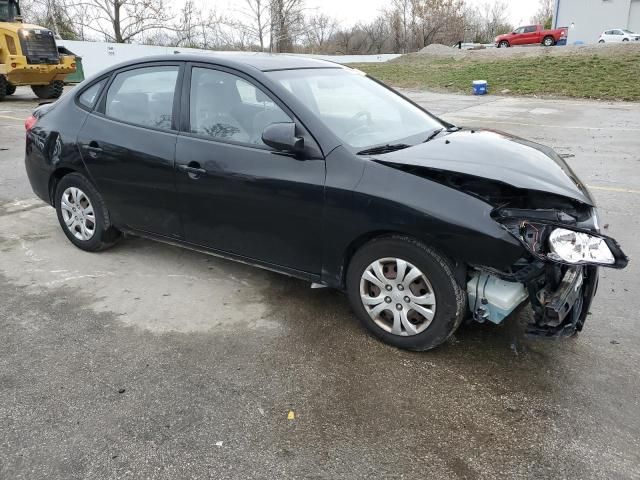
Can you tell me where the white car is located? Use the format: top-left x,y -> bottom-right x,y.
598,29 -> 640,43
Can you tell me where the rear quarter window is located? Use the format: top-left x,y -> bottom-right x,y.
77,79 -> 107,109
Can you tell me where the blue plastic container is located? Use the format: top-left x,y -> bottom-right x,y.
472,80 -> 488,95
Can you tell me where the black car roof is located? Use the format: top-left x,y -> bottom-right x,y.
113,52 -> 345,72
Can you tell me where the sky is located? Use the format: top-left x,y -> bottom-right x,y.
205,0 -> 541,28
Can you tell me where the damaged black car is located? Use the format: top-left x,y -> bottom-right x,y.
24,54 -> 628,351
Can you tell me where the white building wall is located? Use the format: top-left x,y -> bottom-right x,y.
630,0 -> 640,31
554,0 -> 639,43
56,40 -> 401,80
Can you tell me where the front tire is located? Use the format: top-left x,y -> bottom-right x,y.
5,82 -> 16,95
346,237 -> 466,351
599,40 -> 605,43
498,40 -> 509,48
0,75 -> 7,101
31,80 -> 64,99
55,173 -> 120,252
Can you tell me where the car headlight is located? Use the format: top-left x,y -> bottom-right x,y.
548,228 -> 615,265
492,211 -> 628,269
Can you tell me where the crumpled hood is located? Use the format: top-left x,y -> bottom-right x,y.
377,129 -> 594,206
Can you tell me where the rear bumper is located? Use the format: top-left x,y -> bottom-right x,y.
25,134 -> 53,205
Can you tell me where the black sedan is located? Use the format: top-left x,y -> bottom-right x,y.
24,54 -> 628,350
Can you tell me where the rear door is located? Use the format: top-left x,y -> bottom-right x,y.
522,25 -> 539,44
77,62 -> 183,238
174,64 -> 326,274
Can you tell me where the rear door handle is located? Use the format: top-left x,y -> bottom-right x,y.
178,163 -> 207,177
85,141 -> 102,158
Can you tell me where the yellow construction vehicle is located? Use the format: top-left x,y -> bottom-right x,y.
0,0 -> 76,100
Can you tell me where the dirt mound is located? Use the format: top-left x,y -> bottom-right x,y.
417,43 -> 465,58
402,42 -> 640,63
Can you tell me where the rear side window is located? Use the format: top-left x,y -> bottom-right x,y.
104,66 -> 179,130
78,79 -> 106,109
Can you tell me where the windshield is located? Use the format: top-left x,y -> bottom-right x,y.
266,68 -> 443,150
0,0 -> 19,21
622,29 -> 635,34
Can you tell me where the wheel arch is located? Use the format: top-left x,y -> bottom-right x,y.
49,167 -> 78,206
338,230 -> 466,290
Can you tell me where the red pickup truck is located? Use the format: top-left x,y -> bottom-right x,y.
495,24 -> 568,48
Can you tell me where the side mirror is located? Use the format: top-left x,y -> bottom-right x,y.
262,122 -> 304,155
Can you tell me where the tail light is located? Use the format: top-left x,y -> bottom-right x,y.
25,115 -> 37,132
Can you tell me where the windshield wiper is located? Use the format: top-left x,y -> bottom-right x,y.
423,128 -> 444,143
357,144 -> 411,155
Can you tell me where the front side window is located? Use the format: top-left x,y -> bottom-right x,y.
514,27 -> 525,34
104,65 -> 179,130
524,26 -> 537,33
189,67 -> 290,146
267,68 -> 443,150
78,78 -> 106,109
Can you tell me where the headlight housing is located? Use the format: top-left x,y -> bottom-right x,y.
493,213 -> 628,269
548,228 -> 615,265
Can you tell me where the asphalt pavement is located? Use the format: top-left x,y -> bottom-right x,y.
1,86 -> 639,479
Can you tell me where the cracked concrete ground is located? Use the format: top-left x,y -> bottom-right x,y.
1,86 -> 639,479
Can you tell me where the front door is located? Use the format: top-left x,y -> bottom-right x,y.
510,27 -> 526,45
175,65 -> 325,274
78,63 -> 183,237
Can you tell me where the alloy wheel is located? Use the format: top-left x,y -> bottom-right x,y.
60,187 -> 96,241
359,257 -> 436,336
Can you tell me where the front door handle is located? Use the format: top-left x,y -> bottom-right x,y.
178,163 -> 207,178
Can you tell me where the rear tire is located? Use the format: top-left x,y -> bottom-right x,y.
346,236 -> 466,351
543,36 -> 555,47
5,82 -> 16,95
598,40 -> 605,43
31,80 -> 64,99
623,38 -> 630,42
55,173 -> 120,252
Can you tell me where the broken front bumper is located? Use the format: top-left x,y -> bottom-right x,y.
528,265 -> 598,337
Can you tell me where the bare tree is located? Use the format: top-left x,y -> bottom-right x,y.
334,25 -> 357,54
362,16 -> 390,54
20,0 -> 82,39
531,0 -> 554,29
269,0 -> 305,52
479,0 -> 512,41
391,0 -> 413,53
234,0 -> 270,51
411,0 -> 464,48
173,0 -> 200,48
304,13 -> 337,53
71,0 -> 173,43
